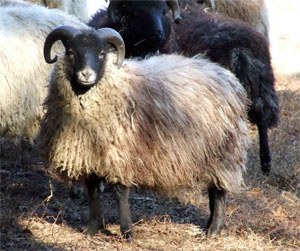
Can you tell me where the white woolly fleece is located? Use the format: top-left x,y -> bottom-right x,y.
0,1 -> 89,141
23,0 -> 89,22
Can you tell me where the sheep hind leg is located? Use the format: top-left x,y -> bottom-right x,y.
206,185 -> 226,237
85,173 -> 105,236
257,120 -> 271,175
114,184 -> 133,240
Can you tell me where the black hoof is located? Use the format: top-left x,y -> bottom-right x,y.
122,229 -> 133,241
86,222 -> 105,236
86,227 -> 98,236
206,222 -> 222,238
261,162 -> 271,175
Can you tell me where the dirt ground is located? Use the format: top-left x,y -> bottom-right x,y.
1,0 -> 299,250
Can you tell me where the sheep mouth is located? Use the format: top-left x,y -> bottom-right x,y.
77,80 -> 96,87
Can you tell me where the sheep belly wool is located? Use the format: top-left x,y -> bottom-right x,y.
40,54 -> 250,193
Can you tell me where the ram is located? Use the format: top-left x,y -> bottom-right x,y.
40,25 -> 250,238
0,0 -> 89,143
89,0 -> 279,175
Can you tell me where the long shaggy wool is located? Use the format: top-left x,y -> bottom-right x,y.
0,1 -> 88,141
40,53 -> 250,193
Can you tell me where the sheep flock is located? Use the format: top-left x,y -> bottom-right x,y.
2,0 -> 297,249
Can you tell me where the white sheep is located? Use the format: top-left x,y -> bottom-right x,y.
23,0 -> 89,22
0,0 -> 89,142
40,26 -> 251,238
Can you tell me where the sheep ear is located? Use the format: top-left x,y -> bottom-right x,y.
95,28 -> 126,68
44,25 -> 80,64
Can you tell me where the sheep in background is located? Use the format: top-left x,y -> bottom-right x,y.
88,0 -> 181,57
88,0 -> 269,57
23,0 -> 89,22
179,0 -> 269,39
203,0 -> 269,38
89,0 -> 279,175
0,0 -> 89,143
40,25 -> 250,238
167,7 -> 278,174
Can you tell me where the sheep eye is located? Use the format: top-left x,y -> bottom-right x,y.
99,51 -> 105,59
67,50 -> 74,57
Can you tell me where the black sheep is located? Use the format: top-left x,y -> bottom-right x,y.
88,0 -> 180,58
170,11 -> 279,174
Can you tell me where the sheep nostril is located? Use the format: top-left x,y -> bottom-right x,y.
155,30 -> 164,40
77,69 -> 96,85
82,71 -> 92,80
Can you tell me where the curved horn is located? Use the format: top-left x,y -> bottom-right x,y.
95,28 -> 125,68
167,0 -> 182,24
44,25 -> 81,64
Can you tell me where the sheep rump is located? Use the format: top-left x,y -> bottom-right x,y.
40,53 -> 250,193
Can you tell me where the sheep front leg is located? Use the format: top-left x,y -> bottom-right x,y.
85,173 -> 105,236
206,185 -> 226,237
114,184 -> 133,239
257,119 -> 271,175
